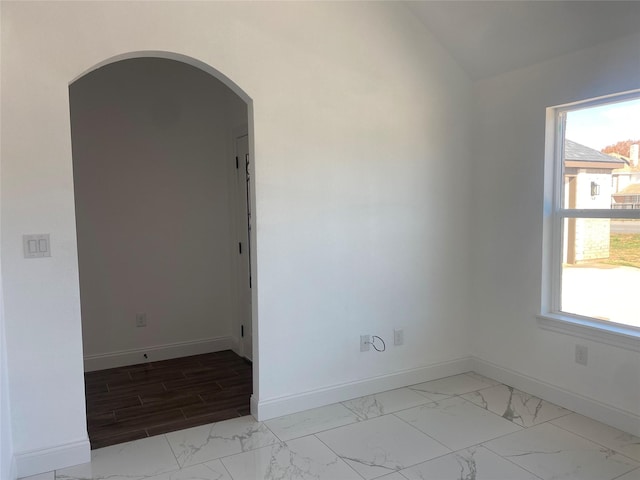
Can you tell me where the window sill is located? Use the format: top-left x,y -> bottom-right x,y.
537,313 -> 640,352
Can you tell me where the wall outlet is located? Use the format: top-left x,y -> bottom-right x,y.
360,335 -> 370,352
575,344 -> 588,366
394,329 -> 404,346
136,313 -> 147,327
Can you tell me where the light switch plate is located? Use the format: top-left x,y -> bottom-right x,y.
23,234 -> 51,258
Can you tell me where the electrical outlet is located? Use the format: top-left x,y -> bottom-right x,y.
136,313 -> 147,327
394,329 -> 404,346
575,344 -> 588,366
360,335 -> 370,352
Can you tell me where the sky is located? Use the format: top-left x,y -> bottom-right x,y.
566,97 -> 640,152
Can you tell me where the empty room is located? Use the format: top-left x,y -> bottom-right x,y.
1,2 -> 639,480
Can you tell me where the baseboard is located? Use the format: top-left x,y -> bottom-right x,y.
254,356 -> 473,421
10,455 -> 17,480
84,336 -> 234,371
471,356 -> 640,436
14,438 -> 90,479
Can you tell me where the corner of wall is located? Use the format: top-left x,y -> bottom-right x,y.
472,356 -> 640,437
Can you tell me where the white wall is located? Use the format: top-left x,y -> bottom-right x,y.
470,32 -> 640,427
0,1 -> 471,474
70,58 -> 247,368
1,169 -> 16,480
1,6 -> 16,472
1,274 -> 15,480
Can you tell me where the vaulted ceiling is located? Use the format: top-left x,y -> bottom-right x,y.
406,1 -> 640,80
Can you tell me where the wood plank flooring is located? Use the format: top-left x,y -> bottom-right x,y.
84,350 -> 252,449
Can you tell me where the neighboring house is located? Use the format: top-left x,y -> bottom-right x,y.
563,140 -> 625,264
612,183 -> 640,210
611,144 -> 640,196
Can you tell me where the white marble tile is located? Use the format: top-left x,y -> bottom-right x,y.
462,384 -> 571,427
341,388 -> 434,420
22,472 -> 54,480
409,373 -> 497,400
316,413 -> 450,479
146,462 -> 231,480
56,435 -> 179,480
265,403 -> 360,441
400,446 -> 539,480
395,395 -> 521,451
165,416 -> 279,467
552,413 -> 640,462
484,422 -> 639,480
220,435 -> 361,480
614,468 -> 640,480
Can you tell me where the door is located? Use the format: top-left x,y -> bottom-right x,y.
235,134 -> 252,360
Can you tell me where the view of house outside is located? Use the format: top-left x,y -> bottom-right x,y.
561,98 -> 640,328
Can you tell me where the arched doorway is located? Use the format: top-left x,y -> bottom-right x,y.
69,54 -> 256,448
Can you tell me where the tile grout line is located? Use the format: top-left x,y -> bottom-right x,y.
206,457 -> 236,480
311,433 -> 370,480
480,440 -> 546,480
548,417 -> 640,465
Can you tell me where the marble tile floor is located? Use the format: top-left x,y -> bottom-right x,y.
26,372 -> 640,480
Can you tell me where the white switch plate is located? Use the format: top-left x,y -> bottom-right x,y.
394,329 -> 404,346
23,234 -> 51,258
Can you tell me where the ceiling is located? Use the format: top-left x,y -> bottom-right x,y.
406,1 -> 640,80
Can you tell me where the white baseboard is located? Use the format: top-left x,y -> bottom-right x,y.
84,336 -> 234,371
10,455 -> 17,480
15,438 -> 89,479
471,356 -> 640,436
254,356 -> 473,421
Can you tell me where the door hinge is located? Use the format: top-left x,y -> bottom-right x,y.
239,242 -> 242,254
241,325 -> 244,337
235,156 -> 239,169
249,275 -> 252,288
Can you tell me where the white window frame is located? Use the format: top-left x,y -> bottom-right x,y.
538,91 -> 640,352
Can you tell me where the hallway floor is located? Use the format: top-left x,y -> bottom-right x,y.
84,350 -> 252,449
35,372 -> 640,480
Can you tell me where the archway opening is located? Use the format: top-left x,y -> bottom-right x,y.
69,55 -> 256,448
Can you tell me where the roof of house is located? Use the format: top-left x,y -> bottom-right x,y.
615,183 -> 640,195
564,140 -> 626,165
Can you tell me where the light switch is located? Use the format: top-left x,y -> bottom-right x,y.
23,234 -> 51,258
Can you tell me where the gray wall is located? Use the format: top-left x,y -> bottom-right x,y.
71,58 -> 247,364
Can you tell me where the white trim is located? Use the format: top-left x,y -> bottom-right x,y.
14,438 -> 90,479
83,336 -> 234,371
537,314 -> 640,352
253,357 -> 473,421
472,356 -> 640,437
250,393 -> 259,419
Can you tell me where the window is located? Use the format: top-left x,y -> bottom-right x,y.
540,92 -> 640,349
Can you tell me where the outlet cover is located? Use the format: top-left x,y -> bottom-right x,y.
136,313 -> 147,327
575,344 -> 588,366
394,329 -> 404,346
360,335 -> 370,352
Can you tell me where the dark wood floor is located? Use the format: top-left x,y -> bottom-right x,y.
84,350 -> 252,449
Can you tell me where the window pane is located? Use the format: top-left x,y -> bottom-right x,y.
561,219 -> 640,327
563,98 -> 640,210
